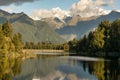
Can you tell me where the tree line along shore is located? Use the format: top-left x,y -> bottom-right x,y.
0,20 -> 120,59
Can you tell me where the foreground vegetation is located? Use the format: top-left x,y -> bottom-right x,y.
0,21 -> 22,54
68,19 -> 120,58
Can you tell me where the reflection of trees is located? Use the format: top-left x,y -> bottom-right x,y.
86,61 -> 105,80
84,60 -> 120,80
0,56 -> 22,80
82,61 -> 88,72
104,60 -> 120,80
0,57 -> 12,80
92,61 -> 105,80
83,61 -> 105,80
12,58 -> 22,76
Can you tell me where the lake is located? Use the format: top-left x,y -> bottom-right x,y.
0,52 -> 120,80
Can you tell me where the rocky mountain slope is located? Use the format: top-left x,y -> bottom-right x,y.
0,9 -> 65,43
56,10 -> 120,40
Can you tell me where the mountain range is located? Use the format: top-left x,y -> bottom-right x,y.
56,10 -> 120,40
0,9 -> 120,43
0,9 -> 65,43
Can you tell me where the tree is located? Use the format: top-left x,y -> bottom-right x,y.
24,42 -> 32,49
97,20 -> 111,52
63,43 -> 69,51
0,26 -> 5,49
108,19 -> 120,52
68,38 -> 78,51
76,35 -> 88,52
13,33 -> 23,52
2,21 -> 12,38
90,30 -> 105,52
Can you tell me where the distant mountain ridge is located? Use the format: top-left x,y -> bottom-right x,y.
0,9 -> 120,42
55,10 -> 120,40
0,9 -> 65,43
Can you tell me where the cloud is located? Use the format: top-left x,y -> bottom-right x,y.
0,0 -> 38,6
30,7 -> 71,20
30,9 -> 53,20
2,7 -> 13,13
60,34 -> 77,41
70,0 -> 114,17
30,0 -> 114,20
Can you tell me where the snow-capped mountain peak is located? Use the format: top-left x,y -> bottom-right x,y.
30,7 -> 71,20
51,7 -> 71,19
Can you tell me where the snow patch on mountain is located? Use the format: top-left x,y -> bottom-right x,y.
30,7 -> 71,20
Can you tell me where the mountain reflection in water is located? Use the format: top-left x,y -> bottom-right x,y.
0,54 -> 120,80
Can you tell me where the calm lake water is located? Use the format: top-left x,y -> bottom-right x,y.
0,53 -> 120,80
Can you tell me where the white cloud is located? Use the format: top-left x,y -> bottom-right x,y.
30,7 -> 71,20
2,7 -> 13,13
61,34 -> 77,41
30,0 -> 114,20
30,9 -> 53,20
115,10 -> 120,12
70,0 -> 114,17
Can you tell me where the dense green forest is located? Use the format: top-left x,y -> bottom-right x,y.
0,21 -> 22,54
69,19 -> 120,57
24,42 -> 69,51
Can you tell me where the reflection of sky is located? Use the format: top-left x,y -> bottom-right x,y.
55,65 -> 96,80
13,56 -> 97,80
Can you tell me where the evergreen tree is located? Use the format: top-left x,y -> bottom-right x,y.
90,30 -> 105,52
0,26 -> 5,49
2,21 -> 12,38
109,19 -> 120,52
13,33 -> 23,52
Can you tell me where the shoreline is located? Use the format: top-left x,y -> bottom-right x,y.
23,49 -> 65,53
22,49 -> 68,57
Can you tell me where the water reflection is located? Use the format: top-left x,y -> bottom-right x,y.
0,55 -> 119,80
82,60 -> 120,80
0,56 -> 22,80
86,61 -> 105,80
104,60 -> 120,80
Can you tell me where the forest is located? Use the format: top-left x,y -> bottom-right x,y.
24,42 -> 69,51
68,19 -> 120,57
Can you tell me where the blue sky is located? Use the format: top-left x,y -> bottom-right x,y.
0,0 -> 120,19
0,0 -> 79,14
